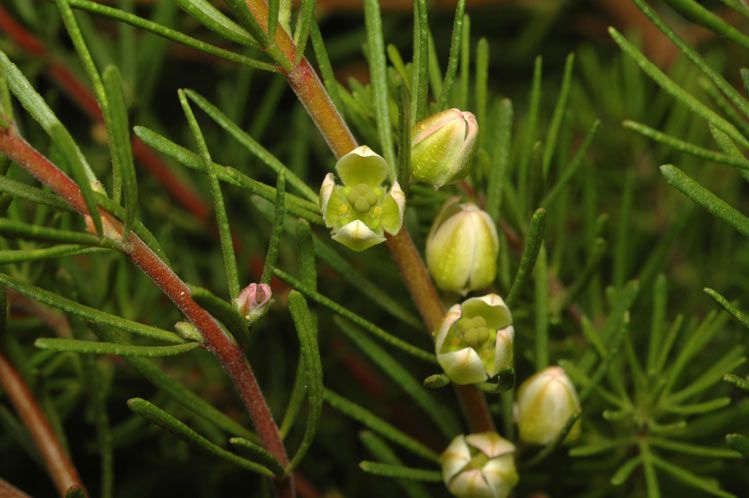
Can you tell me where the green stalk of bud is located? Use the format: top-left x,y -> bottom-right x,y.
435,294 -> 514,385
426,199 -> 499,294
441,432 -> 518,498
515,366 -> 582,445
411,108 -> 478,188
320,146 -> 405,251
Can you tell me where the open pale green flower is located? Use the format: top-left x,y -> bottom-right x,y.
516,366 -> 581,445
320,146 -> 405,251
435,294 -> 514,385
411,108 -> 478,188
426,199 -> 499,294
441,432 -> 518,498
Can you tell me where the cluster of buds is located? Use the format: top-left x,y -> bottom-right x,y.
320,146 -> 405,252
441,432 -> 518,498
434,294 -> 514,385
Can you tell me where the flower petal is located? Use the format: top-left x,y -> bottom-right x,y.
448,468 -> 496,498
435,304 -> 462,353
332,220 -> 385,252
381,181 -> 406,235
466,432 -> 515,459
491,325 -> 514,376
441,435 -> 471,484
437,347 -> 488,385
461,294 -> 512,330
335,145 -> 389,187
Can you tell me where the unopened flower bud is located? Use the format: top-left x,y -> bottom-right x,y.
435,294 -> 514,385
516,366 -> 582,445
411,109 -> 478,188
441,432 -> 518,498
426,199 -> 499,294
233,283 -> 272,324
320,146 -> 405,252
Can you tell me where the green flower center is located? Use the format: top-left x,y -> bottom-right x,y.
457,316 -> 491,348
346,184 -> 380,213
467,449 -> 489,470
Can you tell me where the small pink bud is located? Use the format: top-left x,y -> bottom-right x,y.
233,283 -> 273,323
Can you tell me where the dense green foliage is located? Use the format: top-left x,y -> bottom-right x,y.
0,0 -> 747,497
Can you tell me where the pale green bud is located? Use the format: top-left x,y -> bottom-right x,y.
435,294 -> 514,385
320,146 -> 405,252
515,366 -> 582,445
441,432 -> 518,498
426,199 -> 499,294
411,108 -> 478,188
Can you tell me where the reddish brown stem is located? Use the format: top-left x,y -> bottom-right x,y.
0,126 -> 291,494
0,352 -> 87,497
0,479 -> 32,498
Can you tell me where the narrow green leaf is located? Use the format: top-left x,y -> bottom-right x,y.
293,0 -> 315,64
208,0 -> 268,47
726,434 -> 749,457
474,38 -> 489,134
436,0 -> 465,111
334,317 -> 460,438
609,27 -> 749,148
0,245 -> 109,264
634,0 -> 749,120
668,348 -> 745,403
261,173 -> 286,285
624,121 -> 749,171
518,56 -> 542,215
651,454 -> 736,498
279,361 -> 307,438
228,437 -> 284,476
359,461 -> 441,482
650,438 -> 741,459
724,373 -> 749,391
534,244 -> 548,369
705,287 -> 749,330
569,439 -> 621,457
102,65 -> 137,236
324,389 -> 440,463
396,82 -> 412,189
662,0 -> 749,49
286,291 -> 323,472
648,275 -> 668,374
313,237 -> 420,328
48,123 -> 104,236
69,0 -> 274,70
175,0 -> 257,46
132,126 -> 322,224
127,398 -> 274,476
0,273 -> 184,343
541,120 -> 599,208
507,209 -> 546,307
559,237 -> 606,310
660,164 -> 749,238
457,15 -> 470,109
0,176 -> 73,213
35,338 -> 199,357
411,0 -> 429,123
613,170 -> 635,287
296,219 -> 317,289
611,456 -> 642,486
485,98 -> 513,222
268,0 -> 280,42
542,53 -> 574,179
184,89 -> 318,202
310,20 -> 344,113
664,397 -> 732,415
427,30 -> 442,99
360,431 -> 431,498
579,281 -> 639,402
363,0 -> 395,174
178,90 -> 240,298
654,314 -> 685,374
275,269 -> 436,363
93,325 -> 255,440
